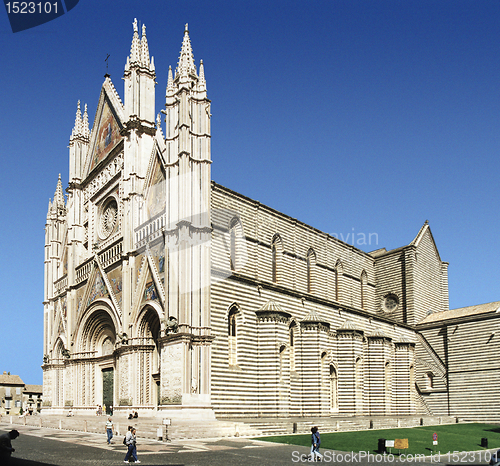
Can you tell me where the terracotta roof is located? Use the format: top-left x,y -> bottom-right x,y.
0,374 -> 24,385
420,301 -> 500,324
24,385 -> 43,394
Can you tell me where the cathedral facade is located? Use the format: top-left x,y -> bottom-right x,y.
42,20 -> 499,420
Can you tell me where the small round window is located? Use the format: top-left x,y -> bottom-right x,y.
99,198 -> 118,239
383,294 -> 399,313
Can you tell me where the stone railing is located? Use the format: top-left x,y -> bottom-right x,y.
99,241 -> 123,269
135,212 -> 166,249
54,275 -> 68,296
75,260 -> 93,284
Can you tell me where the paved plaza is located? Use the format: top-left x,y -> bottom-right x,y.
0,424 -> 493,466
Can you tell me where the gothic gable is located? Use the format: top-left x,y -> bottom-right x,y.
411,221 -> 442,262
131,254 -> 165,323
143,154 -> 166,221
83,78 -> 125,179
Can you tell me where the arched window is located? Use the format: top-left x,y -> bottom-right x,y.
228,305 -> 239,366
279,345 -> 286,381
230,225 -> 236,271
385,361 -> 391,414
229,217 -> 245,272
306,248 -> 316,293
426,372 -> 434,389
335,260 -> 343,302
271,234 -> 283,284
355,357 -> 363,414
289,322 -> 297,372
360,270 -> 368,309
329,365 -> 338,412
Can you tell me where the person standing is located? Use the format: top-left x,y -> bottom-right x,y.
0,429 -> 20,460
124,427 -> 140,463
310,426 -> 323,461
105,417 -> 113,444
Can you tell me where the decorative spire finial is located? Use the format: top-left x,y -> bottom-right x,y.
71,100 -> 83,138
140,22 -> 150,67
82,103 -> 90,138
54,174 -> 65,210
176,23 -> 196,80
130,18 -> 140,63
166,65 -> 174,95
198,59 -> 206,91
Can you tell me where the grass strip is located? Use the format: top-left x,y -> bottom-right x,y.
257,423 -> 500,456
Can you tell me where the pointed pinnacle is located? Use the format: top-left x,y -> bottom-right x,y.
166,65 -> 174,95
54,174 -> 65,209
198,59 -> 206,91
130,18 -> 140,63
82,104 -> 90,138
140,23 -> 150,68
72,100 -> 82,137
176,23 -> 196,79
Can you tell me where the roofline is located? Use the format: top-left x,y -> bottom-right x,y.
211,181 -> 377,261
417,310 -> 499,330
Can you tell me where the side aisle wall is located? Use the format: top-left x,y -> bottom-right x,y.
417,312 -> 500,421
210,184 -> 419,417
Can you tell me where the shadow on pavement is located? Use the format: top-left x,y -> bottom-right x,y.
6,458 -> 57,466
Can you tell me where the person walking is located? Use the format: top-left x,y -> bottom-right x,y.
310,426 -> 323,461
124,427 -> 140,463
105,416 -> 113,444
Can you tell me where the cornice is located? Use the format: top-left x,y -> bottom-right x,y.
255,309 -> 292,324
222,271 -> 414,331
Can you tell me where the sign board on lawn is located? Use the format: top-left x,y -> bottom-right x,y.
394,438 -> 409,449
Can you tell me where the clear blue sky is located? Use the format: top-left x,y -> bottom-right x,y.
1,1 -> 499,385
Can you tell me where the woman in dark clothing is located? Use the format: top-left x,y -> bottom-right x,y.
310,426 -> 323,461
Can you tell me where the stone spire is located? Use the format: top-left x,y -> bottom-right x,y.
53,174 -> 66,211
166,65 -> 175,96
71,101 -> 82,138
129,18 -> 140,64
123,18 -> 156,124
127,18 -> 153,71
140,24 -> 149,67
198,59 -> 206,92
71,101 -> 90,140
175,23 -> 197,81
82,104 -> 90,138
46,199 -> 52,220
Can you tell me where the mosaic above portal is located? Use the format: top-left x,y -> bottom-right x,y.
90,97 -> 122,172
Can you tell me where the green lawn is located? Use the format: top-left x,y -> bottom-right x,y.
257,423 -> 500,456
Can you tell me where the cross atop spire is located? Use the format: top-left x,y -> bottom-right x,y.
175,23 -> 197,81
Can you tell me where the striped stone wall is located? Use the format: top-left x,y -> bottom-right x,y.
418,311 -> 500,421
211,183 -> 378,313
210,183 -> 421,418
